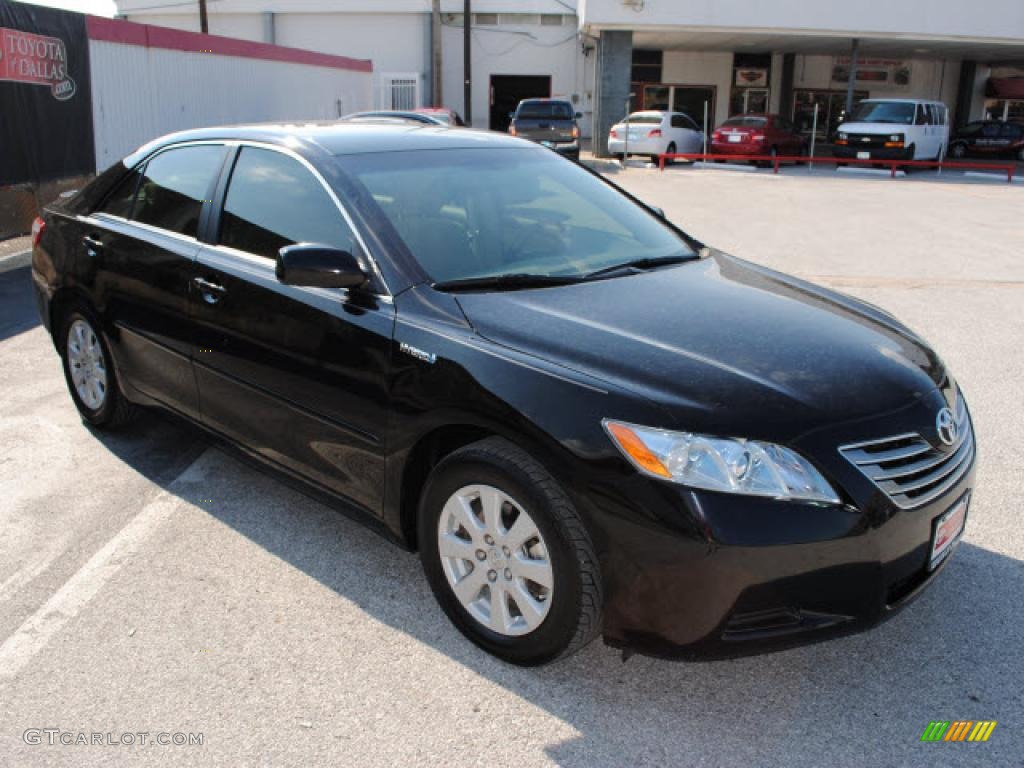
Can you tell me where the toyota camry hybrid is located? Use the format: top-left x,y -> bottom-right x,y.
30,123 -> 976,665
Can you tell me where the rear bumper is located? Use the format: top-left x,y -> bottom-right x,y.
607,137 -> 663,157
525,139 -> 579,159
709,141 -> 769,157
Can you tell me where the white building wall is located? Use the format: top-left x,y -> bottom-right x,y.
89,41 -> 373,169
440,19 -> 586,132
579,0 -> 1024,43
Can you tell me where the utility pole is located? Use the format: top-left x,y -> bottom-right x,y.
198,0 -> 209,34
463,0 -> 472,124
431,0 -> 442,106
845,38 -> 859,117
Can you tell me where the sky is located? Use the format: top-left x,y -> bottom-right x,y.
21,0 -> 118,16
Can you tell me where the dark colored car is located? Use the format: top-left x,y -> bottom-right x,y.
710,114 -> 807,163
340,110 -> 446,126
414,108 -> 466,126
32,122 -> 975,665
508,98 -> 581,160
949,121 -> 1024,161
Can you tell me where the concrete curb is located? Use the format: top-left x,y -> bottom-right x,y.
0,249 -> 31,275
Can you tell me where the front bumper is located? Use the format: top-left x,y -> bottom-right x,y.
584,390 -> 976,659
832,144 -> 913,161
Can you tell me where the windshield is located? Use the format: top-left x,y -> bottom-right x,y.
517,101 -> 573,120
339,147 -> 693,283
723,116 -> 766,127
850,102 -> 916,125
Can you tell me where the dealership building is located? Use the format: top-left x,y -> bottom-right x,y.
116,0 -> 1024,155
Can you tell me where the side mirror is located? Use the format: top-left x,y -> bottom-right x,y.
276,243 -> 368,289
649,206 -> 666,219
508,112 -> 515,120
575,112 -> 583,119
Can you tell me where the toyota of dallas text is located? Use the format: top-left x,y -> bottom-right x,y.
31,121 -> 976,665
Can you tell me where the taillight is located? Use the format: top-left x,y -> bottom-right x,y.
509,124 -> 517,136
648,128 -> 662,138
31,216 -> 45,248
752,133 -> 766,142
610,128 -> 619,138
712,131 -> 722,141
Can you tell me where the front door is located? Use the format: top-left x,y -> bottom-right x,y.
192,145 -> 395,514
490,75 -> 551,132
86,143 -> 227,419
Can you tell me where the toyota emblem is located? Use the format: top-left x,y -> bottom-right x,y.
936,407 -> 958,446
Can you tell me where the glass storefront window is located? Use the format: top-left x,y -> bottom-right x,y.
793,89 -> 868,140
984,99 -> 1024,122
729,88 -> 769,116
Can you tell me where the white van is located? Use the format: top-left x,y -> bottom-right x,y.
833,99 -> 950,162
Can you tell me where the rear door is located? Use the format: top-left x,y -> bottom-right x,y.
83,143 -> 227,418
192,145 -> 395,513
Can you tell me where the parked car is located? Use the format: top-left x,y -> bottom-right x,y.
32,122 -> 975,665
833,99 -> 950,162
508,98 -> 580,160
607,111 -> 704,162
414,107 -> 466,126
340,110 -> 446,125
948,120 -> 1024,161
710,114 -> 806,164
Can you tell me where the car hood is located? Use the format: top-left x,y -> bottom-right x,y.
453,252 -> 946,440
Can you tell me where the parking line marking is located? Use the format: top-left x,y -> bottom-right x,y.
0,456 -> 207,682
0,537 -> 71,605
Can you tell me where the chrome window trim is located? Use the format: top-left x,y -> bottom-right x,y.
86,212 -> 200,248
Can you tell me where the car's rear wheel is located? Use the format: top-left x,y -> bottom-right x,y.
418,437 -> 602,665
60,306 -> 135,429
949,142 -> 967,159
664,141 -> 677,165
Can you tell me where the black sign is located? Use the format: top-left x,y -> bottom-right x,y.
0,1 -> 95,185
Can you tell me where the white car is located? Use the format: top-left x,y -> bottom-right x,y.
607,111 -> 704,162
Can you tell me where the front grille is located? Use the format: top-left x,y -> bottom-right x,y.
839,396 -> 974,509
846,133 -> 889,148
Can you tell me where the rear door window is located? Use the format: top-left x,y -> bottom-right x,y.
219,147 -> 359,260
133,145 -> 226,238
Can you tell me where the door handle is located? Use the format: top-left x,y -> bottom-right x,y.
193,276 -> 227,304
82,235 -> 104,257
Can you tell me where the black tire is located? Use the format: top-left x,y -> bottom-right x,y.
664,142 -> 677,165
59,305 -> 136,429
949,142 -> 967,159
418,437 -> 602,665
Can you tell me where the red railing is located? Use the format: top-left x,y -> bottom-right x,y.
656,153 -> 1017,183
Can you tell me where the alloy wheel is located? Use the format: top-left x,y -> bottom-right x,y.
437,484 -> 554,636
67,318 -> 107,411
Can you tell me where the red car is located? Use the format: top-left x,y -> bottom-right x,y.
413,107 -> 466,127
710,114 -> 807,164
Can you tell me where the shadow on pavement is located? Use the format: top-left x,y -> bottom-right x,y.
127,443 -> 1021,768
0,266 -> 40,342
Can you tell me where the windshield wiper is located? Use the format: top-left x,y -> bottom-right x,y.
582,254 -> 692,281
431,273 -> 583,292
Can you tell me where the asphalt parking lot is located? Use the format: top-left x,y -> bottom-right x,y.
2,168 -> 1023,767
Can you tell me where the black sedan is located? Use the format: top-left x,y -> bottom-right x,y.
948,120 -> 1024,161
31,123 -> 976,665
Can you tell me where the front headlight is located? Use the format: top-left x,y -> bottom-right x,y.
837,132 -> 848,141
603,420 -> 840,503
889,133 -> 903,142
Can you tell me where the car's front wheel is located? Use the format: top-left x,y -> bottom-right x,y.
418,437 -> 602,665
949,142 -> 967,159
60,306 -> 135,429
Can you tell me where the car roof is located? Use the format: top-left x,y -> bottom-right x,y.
123,121 -> 526,166
518,98 -> 572,104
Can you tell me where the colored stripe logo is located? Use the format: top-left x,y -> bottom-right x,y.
921,721 -> 997,742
